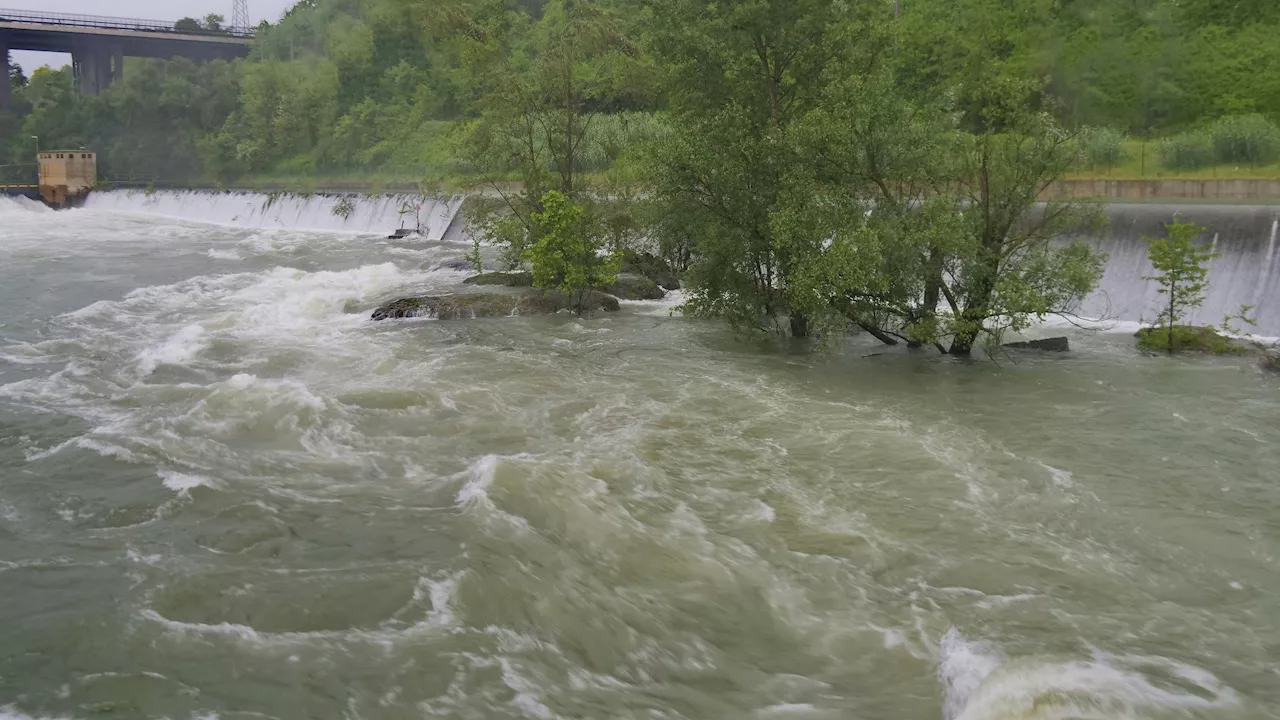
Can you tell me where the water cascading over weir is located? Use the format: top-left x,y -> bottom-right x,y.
1075,204 -> 1280,336
73,191 -> 1280,336
81,190 -> 466,240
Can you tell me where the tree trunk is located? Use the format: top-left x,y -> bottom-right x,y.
789,311 -> 809,338
911,247 -> 944,350
859,322 -> 900,346
948,272 -> 995,356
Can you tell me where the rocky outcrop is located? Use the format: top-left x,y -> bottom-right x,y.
622,252 -> 681,291
601,273 -> 665,300
1003,337 -> 1070,352
371,290 -> 620,321
463,271 -> 534,287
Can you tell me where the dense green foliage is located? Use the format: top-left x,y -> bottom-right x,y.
7,0 -> 1280,181
526,190 -> 621,314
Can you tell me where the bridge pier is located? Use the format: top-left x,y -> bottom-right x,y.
111,44 -> 123,84
72,40 -> 115,95
1,38 -> 10,110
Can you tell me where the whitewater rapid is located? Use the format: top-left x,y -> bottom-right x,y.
0,194 -> 1277,719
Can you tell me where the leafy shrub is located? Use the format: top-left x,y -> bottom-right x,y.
1157,131 -> 1214,170
1207,114 -> 1280,165
1079,127 -> 1127,166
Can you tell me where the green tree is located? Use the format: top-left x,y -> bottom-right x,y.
174,17 -> 203,33
455,0 -> 645,267
526,190 -> 620,314
1142,219 -> 1216,352
646,0 -> 868,337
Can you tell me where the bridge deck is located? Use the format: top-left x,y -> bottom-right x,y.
0,8 -> 253,38
0,8 -> 252,59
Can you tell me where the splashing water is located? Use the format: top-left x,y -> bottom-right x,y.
0,197 -> 1277,718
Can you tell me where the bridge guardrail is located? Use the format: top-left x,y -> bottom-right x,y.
0,8 -> 255,38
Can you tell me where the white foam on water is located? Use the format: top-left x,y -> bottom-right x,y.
0,196 -> 52,215
498,658 -> 555,720
939,630 -> 1240,720
1035,461 -> 1074,489
623,288 -> 687,316
136,325 -> 209,375
454,454 -> 537,532
456,455 -> 501,506
82,190 -> 465,240
206,248 -> 242,261
939,630 -> 1005,720
157,470 -> 218,493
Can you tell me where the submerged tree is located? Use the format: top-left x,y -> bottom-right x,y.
1141,219 -> 1215,352
527,190 -> 621,315
454,0 -> 644,268
645,0 -> 871,337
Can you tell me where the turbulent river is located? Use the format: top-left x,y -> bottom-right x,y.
0,193 -> 1278,720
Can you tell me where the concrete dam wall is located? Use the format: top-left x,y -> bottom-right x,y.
60,190 -> 1280,338
1077,204 -> 1280,336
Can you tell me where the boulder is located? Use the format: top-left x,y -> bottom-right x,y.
429,259 -> 476,272
371,290 -> 619,321
622,252 -> 682,291
1003,337 -> 1070,352
463,271 -> 534,287
600,273 -> 665,301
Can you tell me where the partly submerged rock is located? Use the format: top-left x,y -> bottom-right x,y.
622,252 -> 681,291
429,259 -> 476,272
1262,347 -> 1280,372
1003,337 -> 1070,352
600,273 -> 665,301
371,290 -> 619,321
463,271 -> 534,287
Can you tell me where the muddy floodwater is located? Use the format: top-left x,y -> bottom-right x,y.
1,194 -> 1278,720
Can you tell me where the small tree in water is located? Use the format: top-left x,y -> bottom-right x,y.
527,191 -> 620,316
1142,219 -> 1215,353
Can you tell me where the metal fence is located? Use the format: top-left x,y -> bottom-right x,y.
0,8 -> 255,38
0,163 -> 37,185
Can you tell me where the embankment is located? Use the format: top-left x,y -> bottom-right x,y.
1047,178 -> 1280,202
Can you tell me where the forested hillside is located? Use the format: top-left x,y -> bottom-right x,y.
4,0 -> 1280,183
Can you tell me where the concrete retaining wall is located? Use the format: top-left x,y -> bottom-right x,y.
1044,179 -> 1280,202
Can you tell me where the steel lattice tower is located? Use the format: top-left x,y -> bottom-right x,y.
232,0 -> 250,31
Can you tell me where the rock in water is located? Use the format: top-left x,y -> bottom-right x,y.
600,273 -> 665,300
1262,347 -> 1280,372
371,290 -> 620,321
1003,337 -> 1070,352
622,252 -> 682,291
463,271 -> 534,287
428,259 -> 475,272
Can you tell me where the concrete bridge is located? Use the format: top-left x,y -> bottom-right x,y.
1,8 -> 253,108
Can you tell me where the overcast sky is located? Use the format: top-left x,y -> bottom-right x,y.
8,0 -> 297,72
